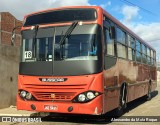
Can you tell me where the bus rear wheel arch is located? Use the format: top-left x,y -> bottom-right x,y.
116,82 -> 128,116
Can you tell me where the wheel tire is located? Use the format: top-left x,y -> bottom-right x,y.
144,82 -> 152,101
147,86 -> 152,101
115,105 -> 124,117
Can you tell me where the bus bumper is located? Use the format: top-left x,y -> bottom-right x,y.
17,95 -> 103,115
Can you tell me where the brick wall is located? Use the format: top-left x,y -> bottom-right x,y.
0,12 -> 22,46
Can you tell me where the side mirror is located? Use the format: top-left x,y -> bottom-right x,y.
11,32 -> 16,46
109,26 -> 115,39
11,26 -> 22,46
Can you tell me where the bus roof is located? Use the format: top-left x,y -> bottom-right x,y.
24,6 -> 155,51
24,6 -> 100,18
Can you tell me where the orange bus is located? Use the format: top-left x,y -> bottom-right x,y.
15,6 -> 157,116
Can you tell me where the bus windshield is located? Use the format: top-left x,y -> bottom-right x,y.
22,24 -> 99,62
24,8 -> 97,26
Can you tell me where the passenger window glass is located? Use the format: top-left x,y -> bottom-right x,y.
151,50 -> 153,58
136,51 -> 141,62
147,48 -> 150,56
154,59 -> 156,66
128,48 -> 132,60
116,28 -> 126,44
142,44 -> 146,54
154,51 -> 156,60
117,43 -> 126,58
106,29 -> 115,56
136,41 -> 141,52
147,56 -> 151,65
128,35 -> 135,49
142,54 -> 147,63
132,50 -> 136,61
151,59 -> 154,65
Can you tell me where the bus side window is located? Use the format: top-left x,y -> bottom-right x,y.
116,27 -> 127,59
136,40 -> 142,62
151,49 -> 154,65
128,35 -> 136,61
142,44 -> 147,64
105,28 -> 115,56
154,51 -> 156,66
147,47 -> 151,65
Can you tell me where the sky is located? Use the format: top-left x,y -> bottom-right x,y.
0,0 -> 160,60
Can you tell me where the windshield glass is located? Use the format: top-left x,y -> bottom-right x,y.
24,8 -> 97,27
21,24 -> 99,62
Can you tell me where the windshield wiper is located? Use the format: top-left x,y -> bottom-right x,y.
59,21 -> 78,45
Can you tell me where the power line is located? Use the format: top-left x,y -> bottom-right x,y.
120,0 -> 156,16
147,39 -> 160,42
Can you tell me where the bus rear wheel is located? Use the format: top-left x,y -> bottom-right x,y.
146,82 -> 152,101
143,81 -> 152,101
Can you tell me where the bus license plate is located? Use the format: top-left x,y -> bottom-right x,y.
44,105 -> 58,110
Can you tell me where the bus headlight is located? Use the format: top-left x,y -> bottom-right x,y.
19,90 -> 35,101
78,94 -> 86,102
87,92 -> 95,100
20,91 -> 27,98
73,91 -> 101,103
26,92 -> 32,100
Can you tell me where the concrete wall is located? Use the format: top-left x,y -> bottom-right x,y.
0,45 -> 19,109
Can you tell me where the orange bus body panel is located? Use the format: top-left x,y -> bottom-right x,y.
17,73 -> 104,115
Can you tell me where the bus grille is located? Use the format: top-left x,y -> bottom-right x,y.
23,83 -> 87,101
32,92 -> 76,101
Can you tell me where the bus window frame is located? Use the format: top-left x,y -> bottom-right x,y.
127,34 -> 136,61
103,17 -> 116,57
141,44 -> 147,64
115,26 -> 127,59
